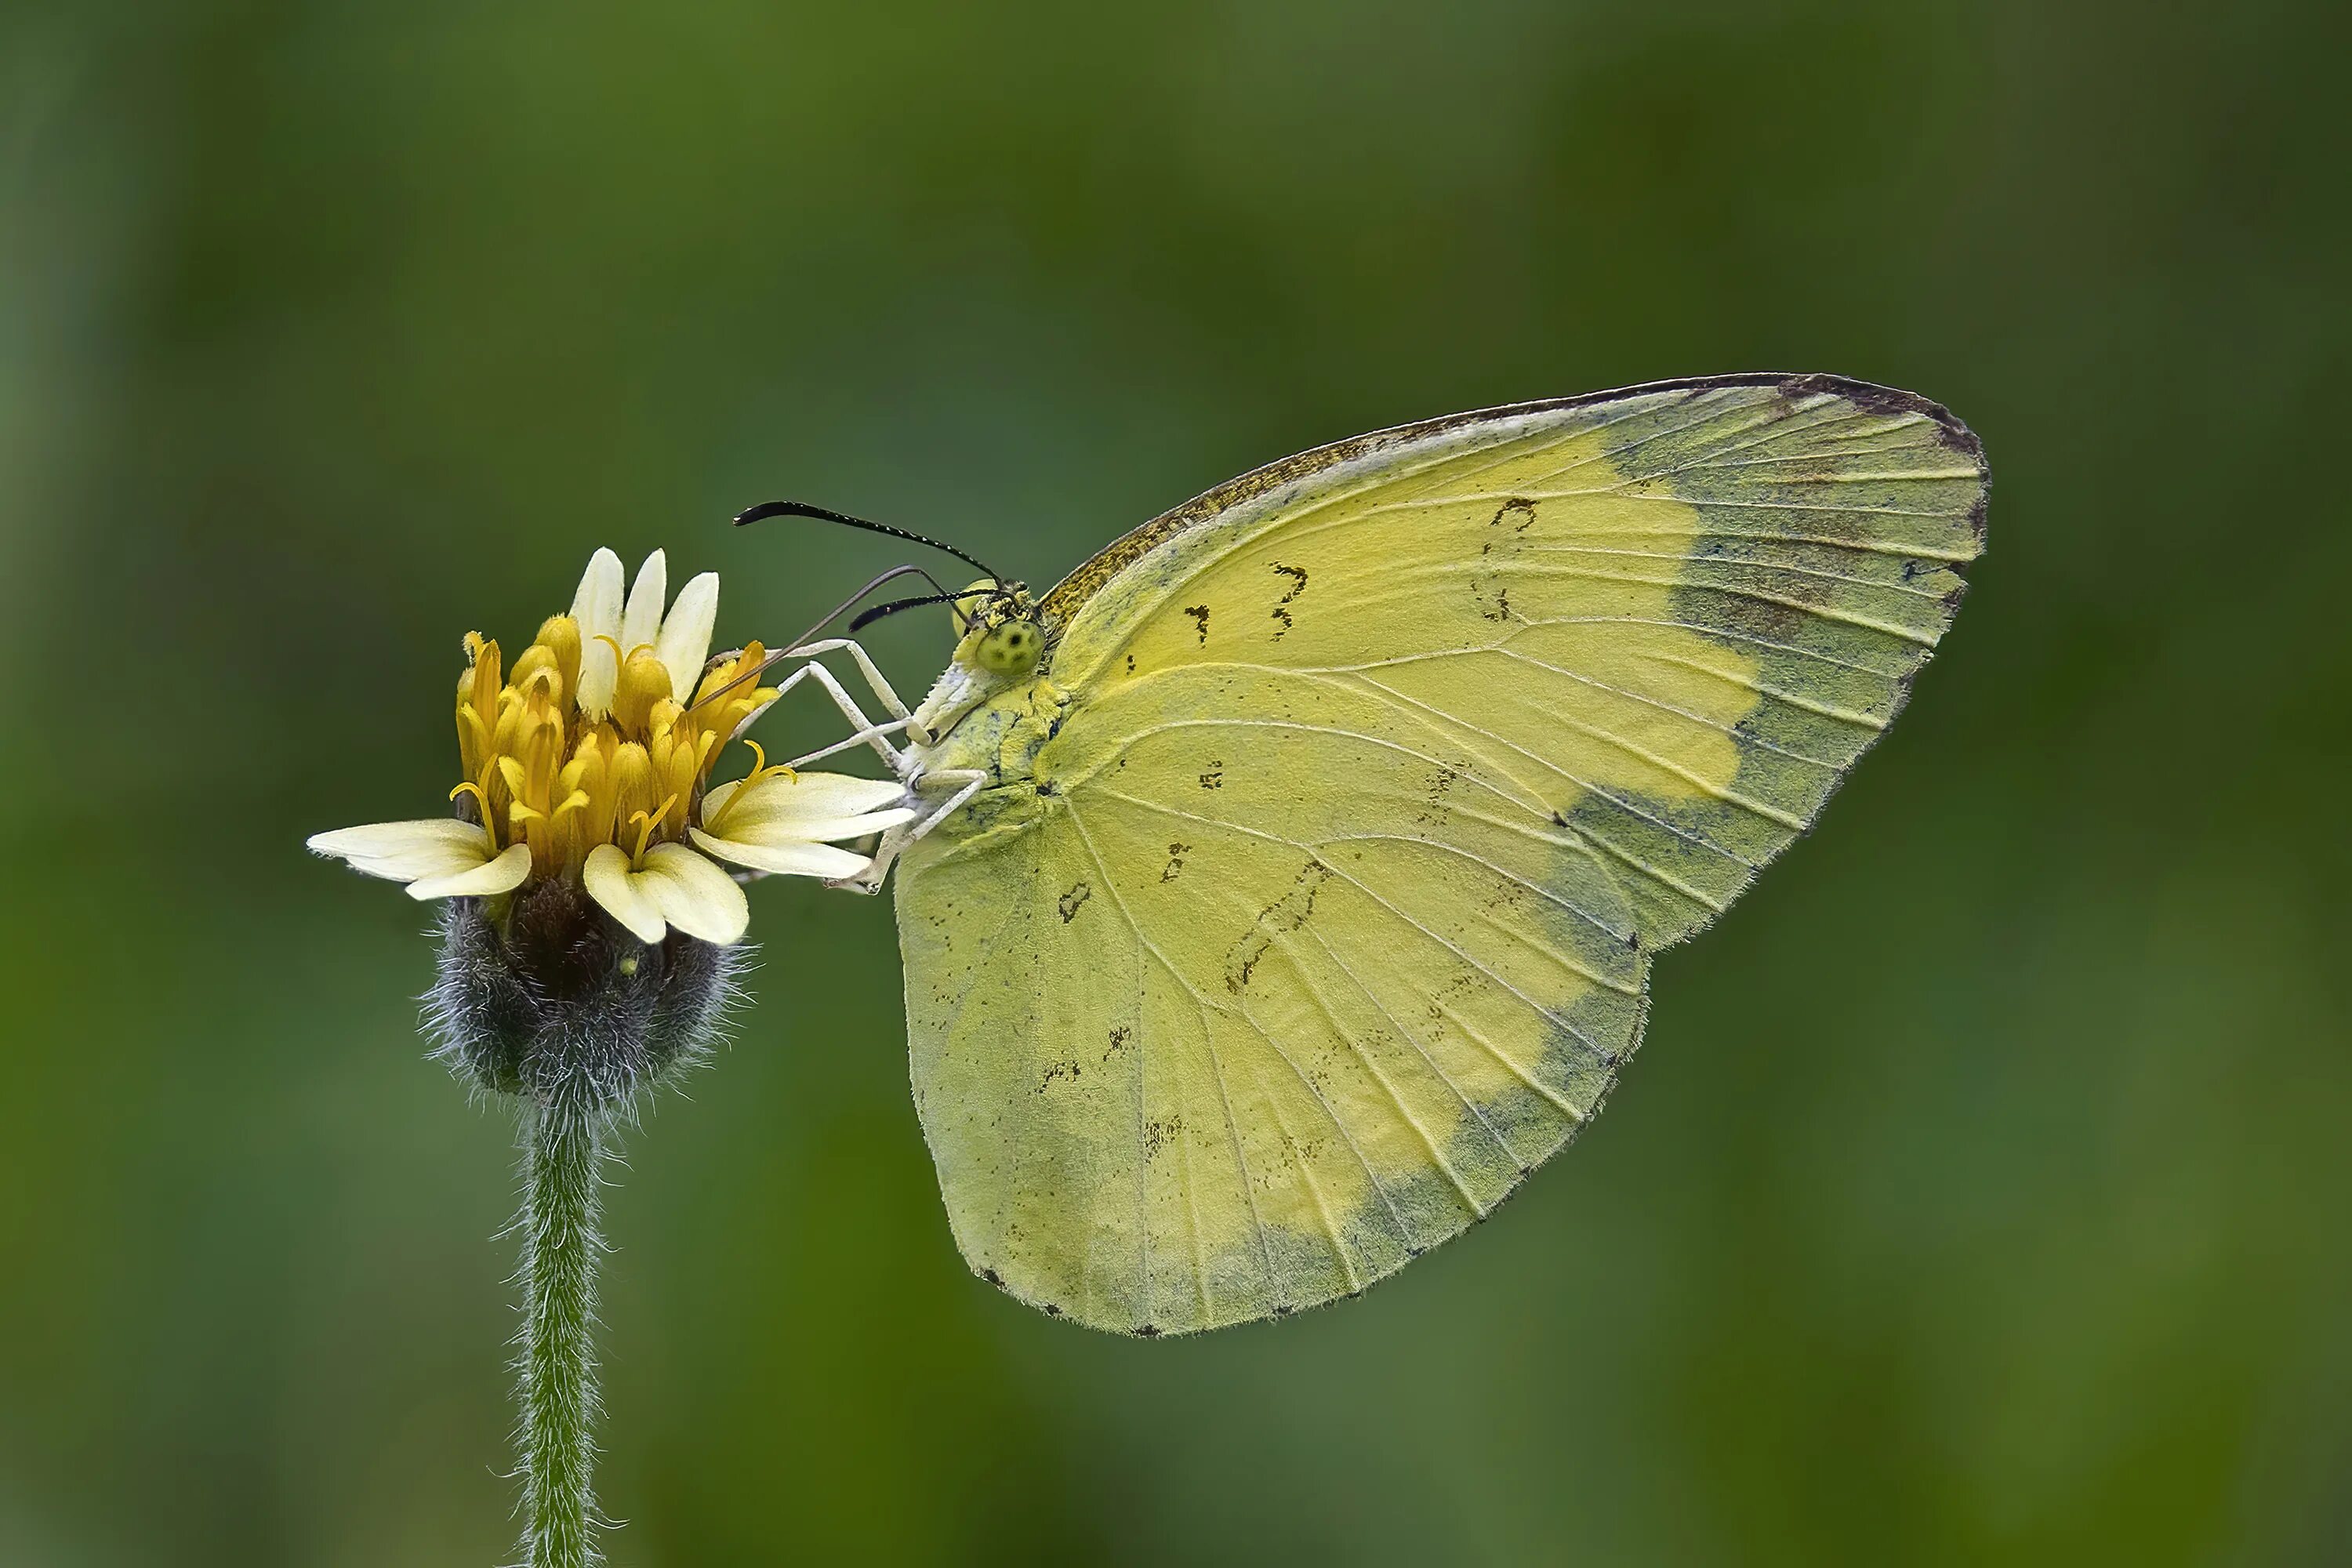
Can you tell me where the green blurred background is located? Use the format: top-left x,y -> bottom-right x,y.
5,1 -> 2348,1562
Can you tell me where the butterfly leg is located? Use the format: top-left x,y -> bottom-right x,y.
784,637 -> 935,748
829,767 -> 987,894
760,657 -> 915,773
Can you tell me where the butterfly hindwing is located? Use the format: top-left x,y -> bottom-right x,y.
896,375 -> 1986,1334
898,712 -> 1645,1334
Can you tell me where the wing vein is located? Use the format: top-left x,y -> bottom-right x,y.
1052,811 -> 1273,1305
1271,938 -> 1465,1229
1066,800 -> 1373,1296
1354,670 -> 1802,840
1315,831 -> 1640,991
1079,790 -> 1617,1071
1523,543 -> 1956,602
1300,923 -> 1519,1192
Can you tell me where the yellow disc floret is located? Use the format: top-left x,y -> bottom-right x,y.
452,621 -> 782,881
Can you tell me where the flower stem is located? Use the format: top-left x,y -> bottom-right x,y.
517,1099 -> 605,1568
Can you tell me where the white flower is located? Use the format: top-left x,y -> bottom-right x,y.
307,547 -> 913,946
691,764 -> 914,880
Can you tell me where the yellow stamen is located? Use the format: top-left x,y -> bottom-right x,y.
609,742 -> 656,833
705,740 -> 798,836
449,780 -> 500,849
626,793 -> 679,866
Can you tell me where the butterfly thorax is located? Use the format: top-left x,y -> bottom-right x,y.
912,673 -> 1065,785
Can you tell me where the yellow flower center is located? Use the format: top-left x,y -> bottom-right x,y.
452,615 -> 780,880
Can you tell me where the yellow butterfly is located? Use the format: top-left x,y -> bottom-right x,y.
748,373 -> 1986,1336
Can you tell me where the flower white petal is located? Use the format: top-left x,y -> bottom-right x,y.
405,841 -> 534,900
689,828 -> 873,882
579,647 -> 619,718
583,843 -> 667,943
568,546 -> 625,643
308,819 -> 497,882
571,546 -> 626,717
308,818 -> 483,858
720,770 -> 912,827
343,846 -> 484,883
637,843 -> 750,945
654,571 -> 719,706
621,549 -> 668,656
735,808 -> 916,844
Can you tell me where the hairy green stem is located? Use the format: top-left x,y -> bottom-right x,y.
517,1101 -> 604,1568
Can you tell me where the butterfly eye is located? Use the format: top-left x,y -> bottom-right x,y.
949,577 -> 1000,637
976,619 -> 1043,677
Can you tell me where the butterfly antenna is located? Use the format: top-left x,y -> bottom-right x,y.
687,564 -> 953,713
734,499 -> 1003,583
847,588 -> 989,633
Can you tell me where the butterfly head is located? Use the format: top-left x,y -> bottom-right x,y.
906,579 -> 1051,746
949,578 -> 1046,679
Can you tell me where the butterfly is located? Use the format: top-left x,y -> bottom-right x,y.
744,373 -> 1986,1336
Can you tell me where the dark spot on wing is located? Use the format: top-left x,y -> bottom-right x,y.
1162,840 -> 1191,881
980,1267 -> 1004,1286
1142,1113 -> 1181,1159
1472,500 -> 1534,619
1135,1323 -> 1162,1338
1491,498 -> 1537,532
1105,1025 -> 1131,1062
1058,881 -> 1091,922
1414,766 -> 1459,826
1225,859 -> 1333,994
1038,1058 -> 1081,1091
1184,604 -> 1211,644
1199,760 -> 1224,789
1269,562 -> 1308,641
